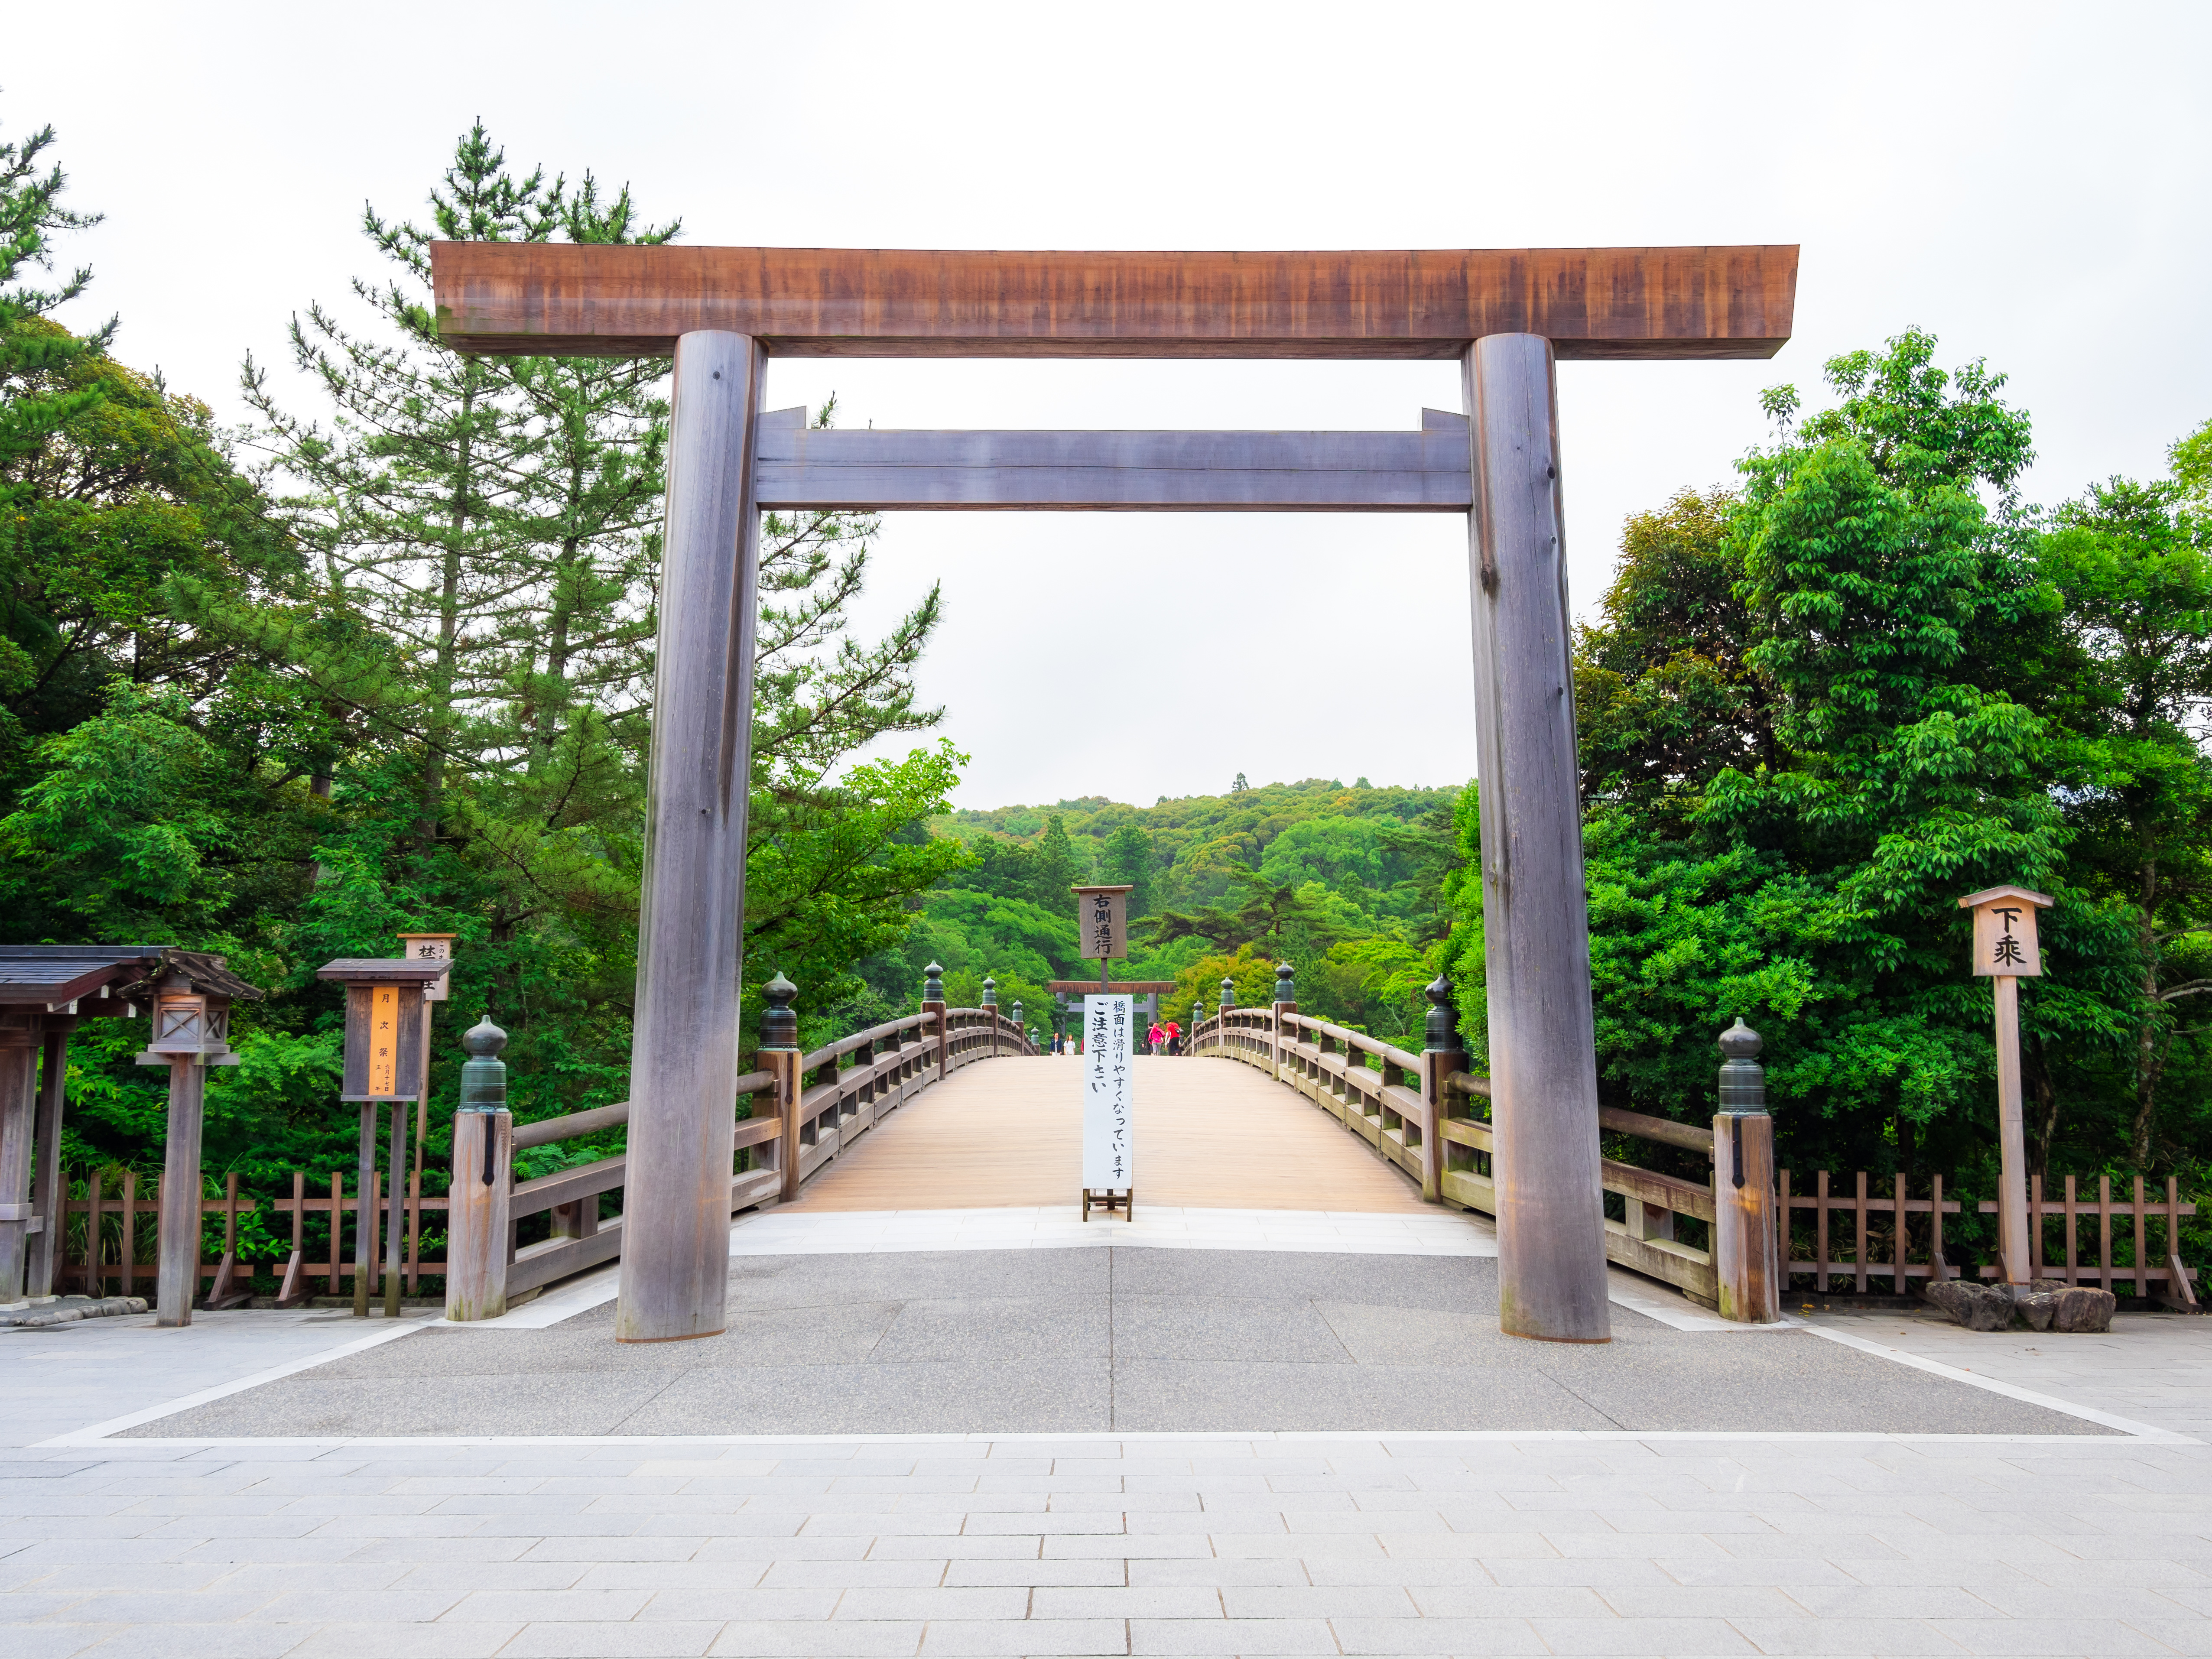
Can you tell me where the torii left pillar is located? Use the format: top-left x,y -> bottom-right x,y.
615,331 -> 767,1343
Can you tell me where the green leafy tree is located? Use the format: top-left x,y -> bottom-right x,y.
1099,822 -> 1155,916
1574,487 -> 1773,817
1031,812 -> 1080,907
1146,869 -> 1341,961
2037,475 -> 2212,1166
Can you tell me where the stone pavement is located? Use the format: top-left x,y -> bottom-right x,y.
3,1222 -> 2207,1658
109,1250 -> 2113,1441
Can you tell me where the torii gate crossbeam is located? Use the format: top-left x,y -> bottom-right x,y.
433,243 -> 1798,1347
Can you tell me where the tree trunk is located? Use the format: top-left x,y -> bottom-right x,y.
2025,1031 -> 2058,1180
422,375 -> 477,846
2134,967 -> 2163,1170
2134,847 -> 2162,1170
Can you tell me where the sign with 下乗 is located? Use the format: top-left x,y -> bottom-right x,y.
1960,884 -> 2053,978
1082,993 -> 1133,1191
1074,885 -> 1131,961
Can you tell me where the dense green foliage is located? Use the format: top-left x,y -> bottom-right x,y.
0,116 -> 964,1217
1503,332 -> 2212,1202
922,781 -> 1458,1044
3,102 -> 2205,1276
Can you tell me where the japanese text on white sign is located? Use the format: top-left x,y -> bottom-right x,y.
1081,994 -> 1133,1191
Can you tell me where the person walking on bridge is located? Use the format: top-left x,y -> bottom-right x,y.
1147,1019 -> 1165,1055
1165,1019 -> 1182,1056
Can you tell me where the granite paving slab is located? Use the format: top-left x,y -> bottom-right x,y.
117,1249 -> 2114,1439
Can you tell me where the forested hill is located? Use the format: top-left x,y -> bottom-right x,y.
845,777 -> 1465,1053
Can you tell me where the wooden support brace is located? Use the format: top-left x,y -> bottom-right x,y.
752,409 -> 1475,512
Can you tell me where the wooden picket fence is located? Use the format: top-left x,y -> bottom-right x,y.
1780,1168 -> 2198,1302
63,1166 -> 447,1306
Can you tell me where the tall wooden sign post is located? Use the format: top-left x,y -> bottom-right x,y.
396,933 -> 455,1292
318,958 -> 450,1317
1073,885 -> 1135,1219
433,241 -> 1796,1344
1959,885 -> 2053,1286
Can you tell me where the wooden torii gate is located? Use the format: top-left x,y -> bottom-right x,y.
433,243 -> 1798,1346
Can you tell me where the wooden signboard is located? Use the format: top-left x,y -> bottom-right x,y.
397,932 -> 457,1002
341,981 -> 425,1101
1073,885 -> 1132,961
1957,883 -> 2054,1284
1963,885 -> 2049,977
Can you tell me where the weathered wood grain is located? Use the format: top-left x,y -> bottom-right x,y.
752,409 -> 1475,511
0,1019 -> 36,1301
783,1055 -> 1429,1213
432,243 -> 1799,360
26,1023 -> 70,1298
1711,1110 -> 1780,1324
444,1110 -> 511,1321
154,1059 -> 206,1327
614,331 -> 766,1345
1464,334 -> 1611,1344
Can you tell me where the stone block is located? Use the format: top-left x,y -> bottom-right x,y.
2051,1285 -> 2116,1333
1922,1279 -> 2013,1331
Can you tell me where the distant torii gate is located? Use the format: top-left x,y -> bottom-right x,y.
433,243 -> 1799,1345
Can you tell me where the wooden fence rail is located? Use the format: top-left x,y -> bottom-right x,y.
61,1167 -> 444,1308
1193,1000 -> 2202,1315
443,1004 -> 1036,1319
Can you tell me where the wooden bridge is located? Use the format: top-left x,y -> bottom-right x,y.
442,973 -> 1780,1325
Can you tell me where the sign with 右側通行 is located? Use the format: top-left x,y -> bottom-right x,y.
1082,994 -> 1133,1192
1073,885 -> 1131,961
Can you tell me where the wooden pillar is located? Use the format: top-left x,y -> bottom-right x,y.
383,1101 -> 406,1317
924,961 -> 949,1080
760,972 -> 803,1204
444,1108 -> 511,1321
353,1102 -> 376,1317
1713,1112 -> 1780,1321
1993,974 -> 2030,1283
26,1022 -> 72,1299
615,330 -> 766,1345
0,1013 -> 41,1302
154,1058 -> 208,1326
1464,333 -> 1609,1344
767,1049 -> 803,1202
1419,976 -> 1465,1207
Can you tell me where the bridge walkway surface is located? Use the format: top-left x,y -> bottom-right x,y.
4,1051 -> 2209,1656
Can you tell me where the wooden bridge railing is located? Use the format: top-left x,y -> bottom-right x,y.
445,996 -> 1037,1319
1192,993 -> 2201,1315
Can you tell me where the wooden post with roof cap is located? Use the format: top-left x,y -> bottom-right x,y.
135,954 -> 263,1327
316,956 -> 448,1318
1959,884 -> 2054,1286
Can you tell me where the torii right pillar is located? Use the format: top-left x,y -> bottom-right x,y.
1465,334 -> 1610,1343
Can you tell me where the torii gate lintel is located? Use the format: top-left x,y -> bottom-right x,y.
432,243 -> 1798,1348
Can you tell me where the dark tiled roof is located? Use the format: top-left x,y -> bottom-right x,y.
0,946 -> 263,1005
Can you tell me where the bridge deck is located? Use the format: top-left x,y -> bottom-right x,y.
783,1054 -> 1430,1213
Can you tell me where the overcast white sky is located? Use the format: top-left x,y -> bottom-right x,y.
14,2 -> 2211,809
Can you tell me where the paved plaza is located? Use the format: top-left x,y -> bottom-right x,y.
5,1205 -> 2209,1659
